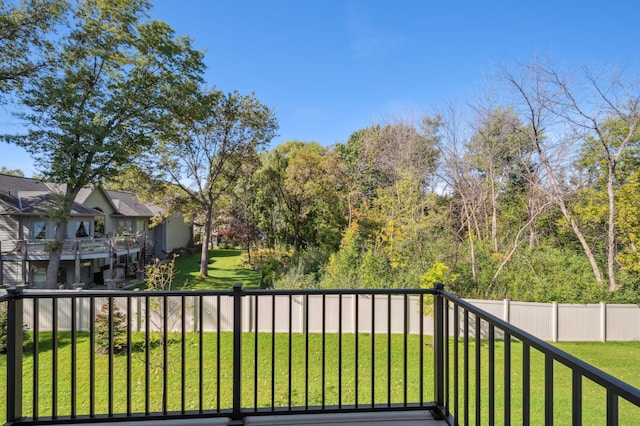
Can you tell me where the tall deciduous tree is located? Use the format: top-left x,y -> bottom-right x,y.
2,0 -> 205,288
256,141 -> 344,251
151,88 -> 277,277
501,61 -> 606,289
0,0 -> 67,97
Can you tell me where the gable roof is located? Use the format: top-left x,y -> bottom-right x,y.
105,189 -> 158,217
0,174 -> 102,216
0,174 -> 165,218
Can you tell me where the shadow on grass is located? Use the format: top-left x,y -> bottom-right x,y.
210,249 -> 243,258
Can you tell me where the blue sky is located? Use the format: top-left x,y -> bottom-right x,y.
3,0 -> 640,177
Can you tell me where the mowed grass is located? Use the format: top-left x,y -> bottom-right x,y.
170,248 -> 261,290
1,334 -> 639,424
1,331 -> 436,423
447,339 -> 640,425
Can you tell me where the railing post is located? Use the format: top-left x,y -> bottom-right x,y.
433,282 -> 445,411
231,284 -> 243,424
6,286 -> 24,423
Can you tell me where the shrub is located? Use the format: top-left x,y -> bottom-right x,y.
0,303 -> 30,354
94,299 -> 128,355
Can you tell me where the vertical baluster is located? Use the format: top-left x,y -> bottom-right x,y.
52,297 -> 58,419
254,294 -> 259,412
475,315 -> 481,424
33,298 -> 40,420
90,297 -> 96,417
162,296 -> 168,415
108,297 -> 114,417
321,293 -> 326,409
288,294 -> 293,410
371,294 -> 376,407
144,295 -> 150,415
488,324 -> 495,425
126,296 -> 132,416
545,354 -> 554,424
403,294 -> 408,407
387,294 -> 391,407
463,309 -> 469,426
453,304 -> 459,424
305,294 -> 310,410
355,293 -> 359,408
523,342 -> 530,425
444,299 -> 450,414
338,293 -> 343,409
572,371 -> 581,426
419,294 -> 424,407
504,333 -> 511,426
181,295 -> 186,413
216,294 -> 221,412
271,293 -> 276,411
71,296 -> 77,418
198,296 -> 204,413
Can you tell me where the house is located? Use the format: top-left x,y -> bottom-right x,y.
0,174 -> 191,288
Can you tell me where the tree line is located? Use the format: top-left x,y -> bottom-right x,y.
2,2 -> 639,302
209,61 -> 640,304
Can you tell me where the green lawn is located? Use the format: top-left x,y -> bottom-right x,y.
1,334 -> 639,424
170,248 -> 261,290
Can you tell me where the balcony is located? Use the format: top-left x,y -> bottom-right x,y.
1,237 -> 143,262
2,285 -> 640,425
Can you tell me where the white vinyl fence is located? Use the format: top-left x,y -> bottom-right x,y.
467,299 -> 640,342
3,290 -> 640,342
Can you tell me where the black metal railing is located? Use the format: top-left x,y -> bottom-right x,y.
2,285 -> 443,425
436,288 -> 640,425
2,284 -> 640,425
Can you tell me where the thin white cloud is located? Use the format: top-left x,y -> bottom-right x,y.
346,4 -> 409,61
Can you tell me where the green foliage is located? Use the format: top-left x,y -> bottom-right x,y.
145,256 -> 178,291
245,247 -> 293,289
1,0 -> 205,288
0,0 -> 68,97
0,303 -> 30,354
0,304 -> 7,353
320,222 -> 362,288
94,299 -> 127,355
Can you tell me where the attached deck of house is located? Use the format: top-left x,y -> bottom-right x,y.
3,285 -> 640,425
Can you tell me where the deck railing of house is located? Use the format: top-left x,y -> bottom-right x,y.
3,285 -> 640,425
0,238 -> 141,256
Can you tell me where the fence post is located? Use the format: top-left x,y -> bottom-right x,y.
503,298 -> 510,323
6,286 -> 24,423
600,302 -> 607,342
433,282 -> 445,411
552,302 -> 558,342
231,284 -> 243,423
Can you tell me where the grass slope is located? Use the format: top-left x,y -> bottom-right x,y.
171,248 -> 261,290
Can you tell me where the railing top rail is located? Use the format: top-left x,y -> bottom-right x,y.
8,286 -> 437,300
439,289 -> 640,406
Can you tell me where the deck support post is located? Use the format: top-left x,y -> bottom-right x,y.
433,282 -> 445,417
6,286 -> 24,423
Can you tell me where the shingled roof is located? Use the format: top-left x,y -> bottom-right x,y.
0,174 -> 103,216
105,190 -> 158,217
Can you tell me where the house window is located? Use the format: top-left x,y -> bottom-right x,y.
117,219 -> 132,235
31,266 -> 46,286
93,207 -> 105,236
33,221 -> 47,239
136,219 -> 145,234
75,221 -> 89,238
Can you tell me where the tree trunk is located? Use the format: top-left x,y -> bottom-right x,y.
606,165 -> 618,291
45,220 -> 66,289
45,192 -> 76,289
490,177 -> 498,253
199,204 -> 213,277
